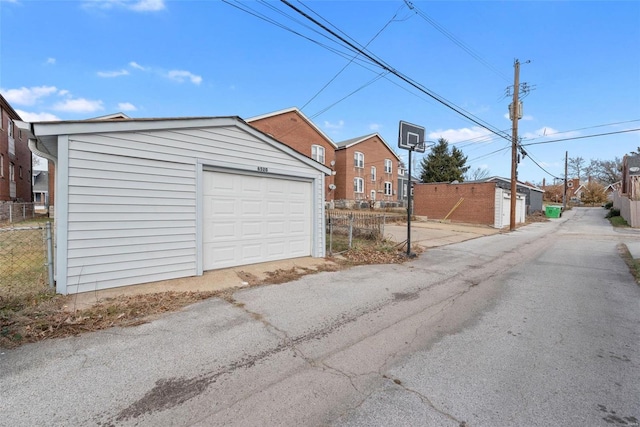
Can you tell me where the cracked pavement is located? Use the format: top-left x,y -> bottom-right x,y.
1,208 -> 639,426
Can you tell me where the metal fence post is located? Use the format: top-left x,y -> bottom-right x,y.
348,214 -> 353,249
46,221 -> 54,289
9,203 -> 13,223
328,217 -> 333,256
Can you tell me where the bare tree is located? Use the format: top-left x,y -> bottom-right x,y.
568,156 -> 585,180
592,158 -> 623,184
465,167 -> 491,181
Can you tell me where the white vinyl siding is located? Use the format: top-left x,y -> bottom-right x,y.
61,124 -> 325,294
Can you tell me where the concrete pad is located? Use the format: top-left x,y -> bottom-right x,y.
384,219 -> 500,249
68,256 -> 334,310
626,241 -> 640,259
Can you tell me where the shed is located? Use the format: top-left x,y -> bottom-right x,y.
19,116 -> 330,294
483,176 -> 544,214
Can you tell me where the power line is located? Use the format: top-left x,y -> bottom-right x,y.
404,0 -> 510,82
521,128 -> 640,147
280,0 -> 512,143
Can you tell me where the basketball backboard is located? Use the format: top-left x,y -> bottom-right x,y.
398,121 -> 426,153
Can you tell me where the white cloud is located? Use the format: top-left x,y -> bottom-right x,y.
16,110 -> 61,122
83,0 -> 165,12
369,123 -> 381,131
521,127 -> 580,141
53,98 -> 104,113
428,126 -> 495,144
117,102 -> 137,111
129,61 -> 146,70
45,58 -> 56,65
1,86 -> 58,106
97,69 -> 130,78
323,120 -> 344,130
167,70 -> 202,85
129,0 -> 165,11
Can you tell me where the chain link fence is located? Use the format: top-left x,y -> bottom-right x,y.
0,222 -> 54,296
0,202 -> 49,225
326,210 -> 404,255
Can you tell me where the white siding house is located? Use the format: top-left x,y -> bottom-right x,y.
21,117 -> 330,294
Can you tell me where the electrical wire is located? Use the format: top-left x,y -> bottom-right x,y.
280,0 -> 512,143
521,128 -> 640,147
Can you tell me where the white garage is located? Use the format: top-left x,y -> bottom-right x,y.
203,171 -> 312,270
23,116 -> 330,294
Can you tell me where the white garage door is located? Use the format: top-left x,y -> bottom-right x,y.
203,171 -> 312,270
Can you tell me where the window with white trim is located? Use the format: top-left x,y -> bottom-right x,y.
384,159 -> 392,174
0,154 -> 3,177
370,166 -> 376,182
384,181 -> 392,196
354,177 -> 364,193
9,163 -> 15,182
311,145 -> 325,164
354,151 -> 364,168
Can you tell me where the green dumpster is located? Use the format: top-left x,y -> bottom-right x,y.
545,205 -> 562,218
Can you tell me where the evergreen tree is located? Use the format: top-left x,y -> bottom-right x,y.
419,138 -> 469,183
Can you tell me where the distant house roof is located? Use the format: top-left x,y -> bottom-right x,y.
482,176 -> 544,193
336,133 -> 401,161
246,107 -> 337,148
32,171 -> 49,192
88,112 -> 131,121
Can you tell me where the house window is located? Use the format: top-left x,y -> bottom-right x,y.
9,163 -> 15,182
0,154 -> 3,177
311,145 -> 325,164
354,152 -> 364,168
384,181 -> 392,196
384,159 -> 392,174
354,177 -> 364,194
403,183 -> 408,199
19,166 -> 22,179
371,166 -> 376,182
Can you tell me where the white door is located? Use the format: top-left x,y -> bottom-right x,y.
203,171 -> 312,270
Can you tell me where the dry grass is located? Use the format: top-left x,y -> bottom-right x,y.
1,238 -> 412,349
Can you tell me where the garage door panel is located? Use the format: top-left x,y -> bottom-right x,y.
203,172 -> 312,270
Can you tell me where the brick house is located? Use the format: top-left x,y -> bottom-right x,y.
0,94 -> 32,203
413,181 -> 526,228
247,107 -> 337,202
334,133 -> 402,208
613,155 -> 640,227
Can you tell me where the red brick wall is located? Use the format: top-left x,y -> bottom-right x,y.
413,182 -> 496,225
334,135 -> 399,204
0,98 -> 32,202
248,110 -> 336,200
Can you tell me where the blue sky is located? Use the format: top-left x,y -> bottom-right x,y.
1,0 -> 639,183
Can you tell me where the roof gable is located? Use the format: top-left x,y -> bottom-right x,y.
336,133 -> 401,161
22,116 -> 331,175
247,107 -> 337,148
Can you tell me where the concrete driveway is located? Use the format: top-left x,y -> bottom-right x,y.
384,219 -> 500,248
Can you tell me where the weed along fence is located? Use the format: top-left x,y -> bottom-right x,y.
326,210 -> 404,254
0,203 -> 45,225
0,222 -> 55,295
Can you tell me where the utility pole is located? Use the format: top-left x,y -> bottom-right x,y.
510,59 -> 520,231
563,151 -> 568,210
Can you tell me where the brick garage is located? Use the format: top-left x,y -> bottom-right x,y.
413,182 -> 497,225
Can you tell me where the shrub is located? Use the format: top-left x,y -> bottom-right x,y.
604,201 -> 613,210
606,208 -> 620,219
